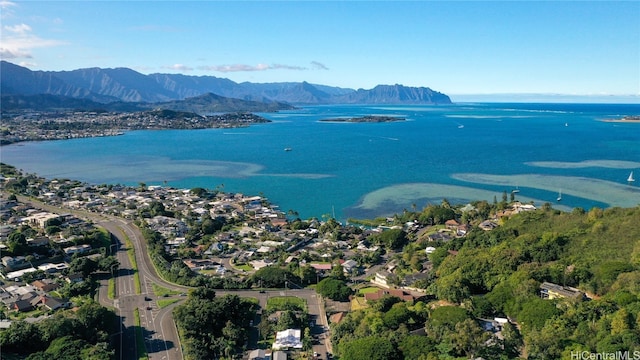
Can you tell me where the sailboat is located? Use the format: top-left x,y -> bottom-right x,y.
628,171 -> 635,183
556,190 -> 562,202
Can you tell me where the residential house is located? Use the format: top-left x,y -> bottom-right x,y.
342,259 -> 359,275
372,271 -> 392,287
38,295 -> 70,311
427,232 -> 452,242
445,219 -> 460,229
248,349 -> 269,360
540,282 -> 584,300
66,273 -> 84,284
2,256 -> 26,270
364,288 -> 415,303
479,220 -> 498,231
272,328 -> 302,350
31,279 -> 59,292
183,259 -> 217,271
63,244 -> 91,255
27,236 -> 50,247
402,272 -> 431,289
12,299 -> 34,312
309,263 -> 332,272
329,312 -> 346,324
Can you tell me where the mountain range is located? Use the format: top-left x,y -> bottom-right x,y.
0,61 -> 452,112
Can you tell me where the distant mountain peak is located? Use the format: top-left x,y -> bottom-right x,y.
0,61 -> 452,106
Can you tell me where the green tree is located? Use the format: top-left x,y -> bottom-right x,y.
382,303 -> 413,330
340,336 -> 401,360
426,306 -> 470,341
252,266 -> 299,288
398,335 -> 436,360
316,278 -> 351,301
611,308 -> 632,335
517,297 -> 559,331
7,230 -> 28,255
447,318 -> 490,358
299,265 -> 318,285
68,257 -> 98,277
276,310 -> 299,331
0,321 -> 46,354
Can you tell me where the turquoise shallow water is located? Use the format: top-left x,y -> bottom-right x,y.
2,103 -> 640,220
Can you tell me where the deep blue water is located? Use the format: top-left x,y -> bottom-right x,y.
3,103 -> 640,220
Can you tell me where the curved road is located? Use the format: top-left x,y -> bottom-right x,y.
18,196 -> 332,359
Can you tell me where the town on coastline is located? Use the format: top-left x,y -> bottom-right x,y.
0,109 -> 270,145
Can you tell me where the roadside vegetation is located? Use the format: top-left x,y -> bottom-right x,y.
0,300 -> 116,359
172,288 -> 257,359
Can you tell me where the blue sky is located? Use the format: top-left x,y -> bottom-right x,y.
1,1 -> 639,98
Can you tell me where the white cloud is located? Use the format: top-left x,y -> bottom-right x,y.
163,64 -> 194,72
0,47 -> 32,59
4,23 -> 31,34
0,0 -> 17,8
0,21 -> 66,61
0,1 -> 17,19
198,63 -> 307,73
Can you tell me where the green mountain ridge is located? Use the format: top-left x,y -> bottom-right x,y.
0,92 -> 294,114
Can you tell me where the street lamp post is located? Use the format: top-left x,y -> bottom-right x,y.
110,243 -> 118,255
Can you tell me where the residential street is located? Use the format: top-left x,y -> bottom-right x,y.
18,195 -> 331,360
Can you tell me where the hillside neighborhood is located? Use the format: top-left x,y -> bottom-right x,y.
2,163 -> 598,360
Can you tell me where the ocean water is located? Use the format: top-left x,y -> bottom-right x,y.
2,103 -> 640,220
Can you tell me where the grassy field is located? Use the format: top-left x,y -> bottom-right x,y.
157,298 -> 182,309
108,278 -> 116,299
234,263 -> 254,272
152,283 -> 182,297
358,286 -> 381,294
351,297 -> 369,311
266,296 -> 307,311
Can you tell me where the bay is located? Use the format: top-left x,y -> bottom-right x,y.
2,103 -> 640,220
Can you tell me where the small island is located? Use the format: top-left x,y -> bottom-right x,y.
319,115 -> 405,123
601,115 -> 640,123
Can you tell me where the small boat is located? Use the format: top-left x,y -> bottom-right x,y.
557,190 -> 562,202
511,185 -> 520,194
628,171 -> 635,183
284,147 -> 292,152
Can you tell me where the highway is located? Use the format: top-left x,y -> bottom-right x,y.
18,196 -> 332,360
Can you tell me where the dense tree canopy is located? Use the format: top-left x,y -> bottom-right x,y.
251,266 -> 299,288
0,300 -> 116,358
173,290 -> 257,359
340,336 -> 401,360
316,277 -> 352,301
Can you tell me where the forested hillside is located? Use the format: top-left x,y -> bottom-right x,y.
333,205 -> 640,359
